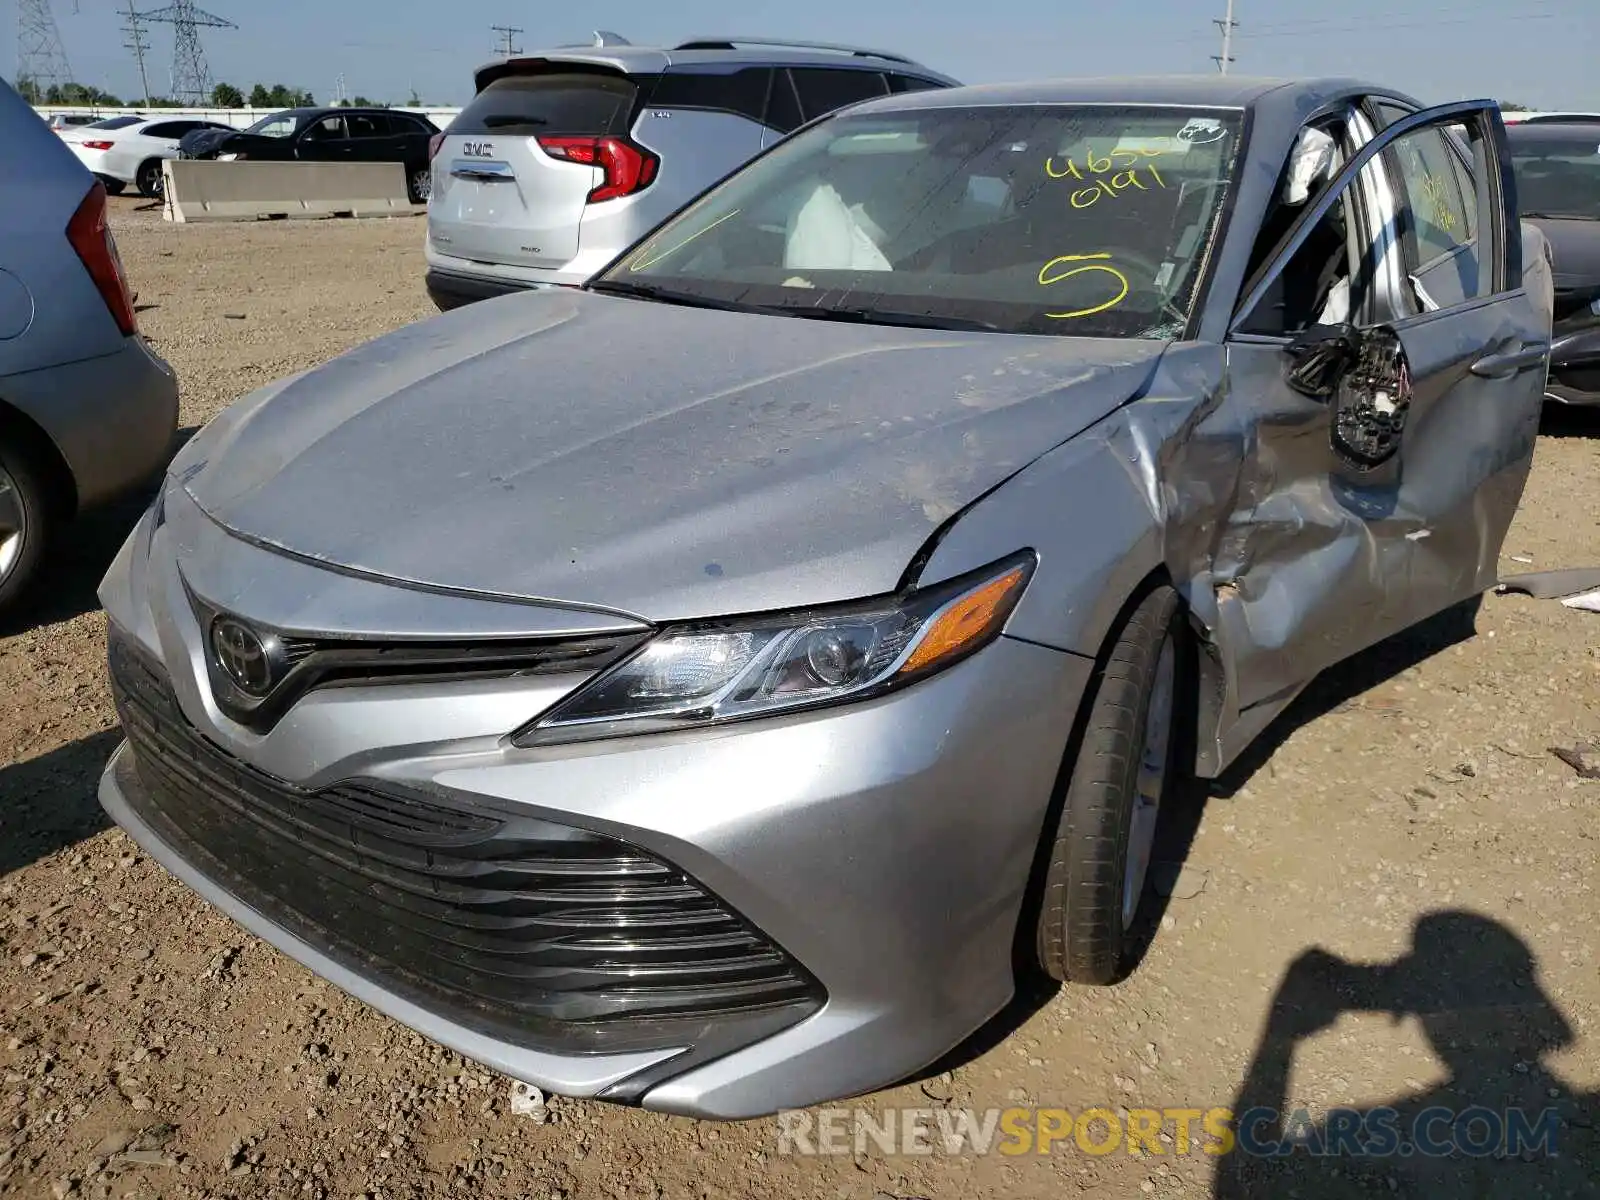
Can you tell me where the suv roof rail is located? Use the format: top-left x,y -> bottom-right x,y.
672,35 -> 921,67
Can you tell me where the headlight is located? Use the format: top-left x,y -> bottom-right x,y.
514,552 -> 1035,746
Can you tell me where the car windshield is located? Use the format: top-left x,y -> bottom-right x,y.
88,115 -> 144,130
1509,129 -> 1600,220
595,104 -> 1244,338
244,113 -> 303,138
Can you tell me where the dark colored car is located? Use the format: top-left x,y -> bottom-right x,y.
1507,119 -> 1600,405
178,107 -> 442,203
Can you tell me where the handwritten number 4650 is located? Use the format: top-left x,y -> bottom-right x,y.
1045,147 -> 1168,209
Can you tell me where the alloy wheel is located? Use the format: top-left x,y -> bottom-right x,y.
0,465 -> 25,585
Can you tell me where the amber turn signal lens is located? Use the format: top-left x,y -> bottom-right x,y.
899,565 -> 1030,676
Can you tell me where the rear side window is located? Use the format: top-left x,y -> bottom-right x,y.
144,122 -> 188,139
887,75 -> 944,94
647,68 -> 771,125
454,72 -> 638,137
346,114 -> 388,139
788,68 -> 890,122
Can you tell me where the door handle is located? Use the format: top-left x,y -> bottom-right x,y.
1469,343 -> 1549,379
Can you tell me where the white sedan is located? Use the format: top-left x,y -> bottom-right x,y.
63,115 -> 235,198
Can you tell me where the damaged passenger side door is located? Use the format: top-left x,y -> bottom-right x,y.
1215,100 -> 1546,726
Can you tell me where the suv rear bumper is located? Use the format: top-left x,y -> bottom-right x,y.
424,268 -> 550,311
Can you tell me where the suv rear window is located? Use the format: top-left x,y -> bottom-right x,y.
453,72 -> 638,137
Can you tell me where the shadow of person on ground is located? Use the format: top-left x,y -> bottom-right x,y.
1214,910 -> 1599,1198
897,597 -> 1487,1090
0,727 -> 121,878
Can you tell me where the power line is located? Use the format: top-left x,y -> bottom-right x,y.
1212,0 -> 1237,74
491,24 -> 522,58
1178,3 -> 1566,43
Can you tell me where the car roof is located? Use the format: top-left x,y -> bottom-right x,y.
0,78 -> 93,195
853,74 -> 1393,114
473,35 -> 958,92
1505,119 -> 1600,139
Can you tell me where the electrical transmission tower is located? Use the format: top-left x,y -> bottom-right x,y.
141,2 -> 237,104
16,0 -> 75,99
1211,0 -> 1238,74
122,0 -> 153,108
491,25 -> 523,57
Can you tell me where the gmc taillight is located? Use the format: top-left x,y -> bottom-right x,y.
428,132 -> 445,162
536,135 -> 658,203
65,181 -> 138,337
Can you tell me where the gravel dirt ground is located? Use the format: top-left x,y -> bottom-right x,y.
0,197 -> 1597,1200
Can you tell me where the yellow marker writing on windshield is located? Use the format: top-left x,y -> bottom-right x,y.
1038,253 -> 1130,319
628,209 -> 742,272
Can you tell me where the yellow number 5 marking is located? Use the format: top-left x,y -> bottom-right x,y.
1038,253 -> 1130,319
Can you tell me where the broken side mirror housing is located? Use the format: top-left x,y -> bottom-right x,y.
1284,323 -> 1360,399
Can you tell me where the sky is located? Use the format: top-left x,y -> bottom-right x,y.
6,0 -> 1597,111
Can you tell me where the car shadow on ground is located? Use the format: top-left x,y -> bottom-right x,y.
1539,403 -> 1600,439
1212,910 -> 1597,1198
0,727 -> 121,879
0,426 -> 196,637
900,596 -> 1485,1091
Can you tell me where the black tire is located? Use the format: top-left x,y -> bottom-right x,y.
0,442 -> 53,620
136,160 -> 165,199
1035,585 -> 1186,986
98,175 -> 126,196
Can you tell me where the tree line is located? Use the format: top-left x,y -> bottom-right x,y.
17,78 -> 430,110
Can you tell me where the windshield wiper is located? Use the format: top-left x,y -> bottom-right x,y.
586,279 -> 790,316
588,282 -> 1002,331
776,306 -> 1001,333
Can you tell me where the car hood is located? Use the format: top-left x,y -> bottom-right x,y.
1526,216 -> 1600,291
179,126 -> 239,155
183,290 -> 1168,622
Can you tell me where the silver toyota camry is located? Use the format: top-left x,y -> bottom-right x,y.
98,76 -> 1552,1120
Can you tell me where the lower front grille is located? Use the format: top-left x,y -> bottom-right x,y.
107,627 -> 823,1056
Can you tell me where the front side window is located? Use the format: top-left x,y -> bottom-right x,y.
246,114 -> 301,138
302,116 -> 347,142
599,105 -> 1245,339
1385,126 -> 1478,273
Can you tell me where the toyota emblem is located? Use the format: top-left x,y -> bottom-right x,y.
211,617 -> 276,697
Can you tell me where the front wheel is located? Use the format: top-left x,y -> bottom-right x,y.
136,160 -> 165,199
1035,585 -> 1187,986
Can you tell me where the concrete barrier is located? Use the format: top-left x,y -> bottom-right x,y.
162,160 -> 418,223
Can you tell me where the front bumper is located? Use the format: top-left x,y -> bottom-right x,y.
1545,323 -> 1600,406
97,500 -> 1090,1119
